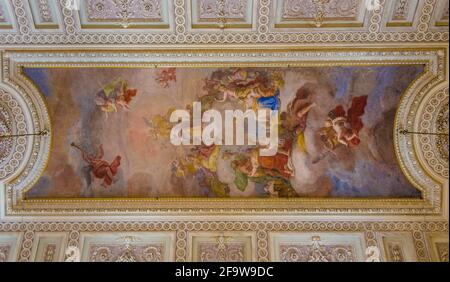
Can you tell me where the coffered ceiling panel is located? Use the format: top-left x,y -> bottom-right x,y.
0,0 -> 448,45
0,0 -> 14,31
383,0 -> 421,29
273,0 -> 368,29
28,0 -> 62,30
78,0 -> 172,29
189,0 -> 255,30
430,0 -> 449,28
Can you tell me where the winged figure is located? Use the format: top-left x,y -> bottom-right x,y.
95,77 -> 138,116
319,95 -> 368,150
155,68 -> 177,88
71,143 -> 121,188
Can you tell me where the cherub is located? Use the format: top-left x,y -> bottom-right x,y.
155,68 -> 177,88
71,143 -> 121,188
264,180 -> 278,197
143,108 -> 176,141
258,137 -> 294,178
319,95 -> 368,150
232,150 -> 260,178
95,78 -> 138,117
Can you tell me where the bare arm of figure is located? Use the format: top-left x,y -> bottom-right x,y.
298,102 -> 317,117
338,135 -> 349,146
96,144 -> 104,159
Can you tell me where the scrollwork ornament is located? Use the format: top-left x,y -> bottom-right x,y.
0,87 -> 28,180
142,246 -> 162,262
417,85 -> 449,180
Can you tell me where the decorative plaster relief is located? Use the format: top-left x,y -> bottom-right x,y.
30,232 -> 68,262
269,233 -> 365,262
436,101 -> 449,162
78,0 -> 170,29
89,241 -> 164,262
427,233 -> 449,262
385,0 -> 420,28
0,103 -> 13,166
0,0 -> 13,30
279,237 -> 356,262
198,0 -> 247,20
0,220 -> 448,262
0,232 -> 22,262
435,243 -> 448,262
0,0 -> 447,44
392,0 -> 411,21
37,0 -> 54,22
377,232 -> 417,262
0,86 -> 29,181
274,0 -> 367,28
0,2 -> 7,23
431,0 -> 449,28
442,2 -> 449,20
86,0 -> 164,22
417,85 -> 449,180
28,0 -> 61,29
190,0 -> 253,29
281,0 -> 360,20
79,232 -> 175,262
0,244 -> 12,262
188,232 -> 256,262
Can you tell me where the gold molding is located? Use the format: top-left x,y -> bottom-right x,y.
1,46 -> 447,216
274,22 -> 364,28
191,23 -> 252,29
435,21 -> 449,27
0,25 -> 13,29
34,23 -> 59,29
80,24 -> 170,29
386,22 -> 414,27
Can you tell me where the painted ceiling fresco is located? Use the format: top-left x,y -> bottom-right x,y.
23,65 -> 424,199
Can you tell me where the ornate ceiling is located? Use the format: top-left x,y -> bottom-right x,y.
0,0 -> 448,46
0,1 -> 448,263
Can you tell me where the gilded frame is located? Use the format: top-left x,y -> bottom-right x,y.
0,45 -> 448,217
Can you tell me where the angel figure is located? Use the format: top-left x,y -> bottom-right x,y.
207,69 -> 284,111
155,68 -> 177,88
284,84 -> 317,152
258,137 -> 294,178
71,143 -> 121,188
95,77 -> 138,116
143,108 -> 176,142
243,71 -> 284,111
319,95 -> 368,150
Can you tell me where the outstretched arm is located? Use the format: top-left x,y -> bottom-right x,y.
96,144 -> 104,159
297,102 -> 317,117
71,143 -> 91,163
